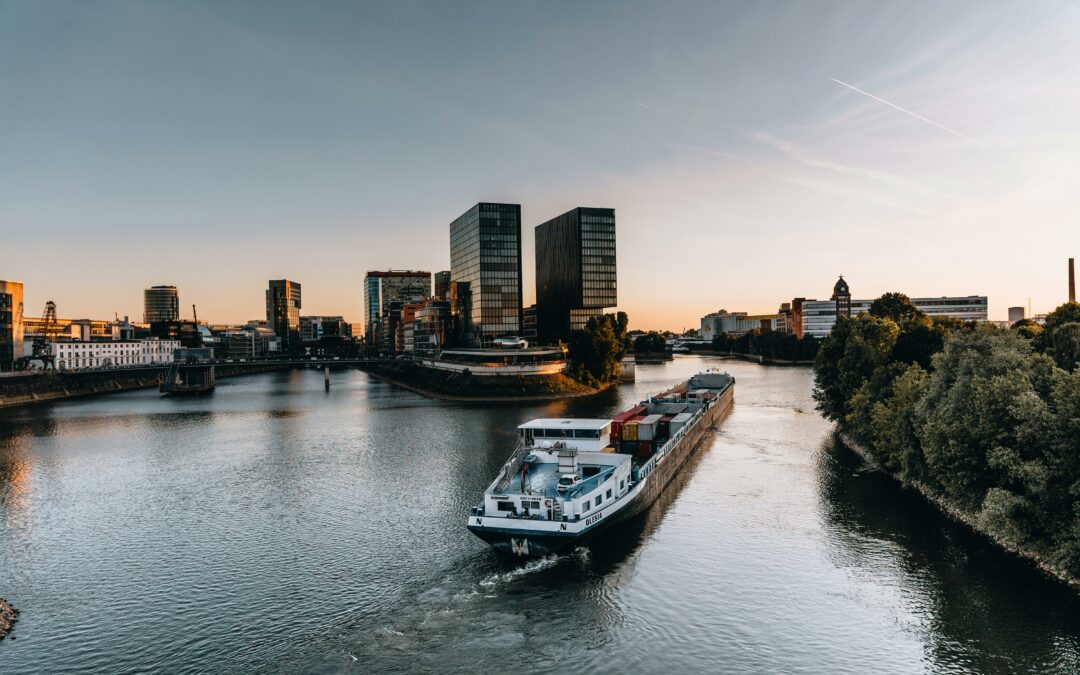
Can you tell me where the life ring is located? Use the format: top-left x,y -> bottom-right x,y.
544,499 -> 552,507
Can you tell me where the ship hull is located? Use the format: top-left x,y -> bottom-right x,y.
469,382 -> 734,557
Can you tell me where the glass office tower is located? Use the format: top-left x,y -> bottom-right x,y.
144,285 -> 180,323
0,280 -> 25,371
535,207 -> 617,343
449,203 -> 523,346
266,279 -> 302,353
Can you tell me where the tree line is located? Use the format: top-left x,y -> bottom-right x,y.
711,329 -> 820,361
814,293 -> 1080,576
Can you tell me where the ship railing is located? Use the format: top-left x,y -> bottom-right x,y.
491,441 -> 528,493
638,405 -> 707,477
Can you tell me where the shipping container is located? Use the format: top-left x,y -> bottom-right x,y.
622,421 -> 639,441
634,440 -> 654,459
670,412 -> 693,435
637,414 -> 663,441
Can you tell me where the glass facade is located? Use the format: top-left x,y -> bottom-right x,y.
363,271 -> 431,345
535,207 -> 617,343
144,286 -> 180,323
266,280 -> 302,352
450,203 -> 522,346
0,280 -> 25,371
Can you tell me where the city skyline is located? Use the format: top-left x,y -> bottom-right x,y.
3,1 -> 1080,328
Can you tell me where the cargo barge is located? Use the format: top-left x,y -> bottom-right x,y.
467,371 -> 734,557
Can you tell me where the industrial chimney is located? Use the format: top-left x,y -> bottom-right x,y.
1071,257 -> 1076,304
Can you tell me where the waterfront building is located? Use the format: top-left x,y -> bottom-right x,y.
522,304 -> 538,342
24,316 -> 112,342
299,316 -> 350,342
0,280 -> 25,371
54,338 -> 180,370
266,279 -> 302,353
144,286 -> 180,324
221,326 -> 277,360
1008,306 -> 1026,324
420,346 -> 568,377
700,310 -> 781,340
434,271 -> 451,302
534,207 -> 617,344
832,276 -> 852,318
364,270 -> 431,346
412,300 -> 452,355
801,289 -> 989,338
449,202 -> 523,346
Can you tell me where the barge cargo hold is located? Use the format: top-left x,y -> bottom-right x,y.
467,371 -> 734,557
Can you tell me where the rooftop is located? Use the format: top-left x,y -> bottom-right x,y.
518,418 -> 611,431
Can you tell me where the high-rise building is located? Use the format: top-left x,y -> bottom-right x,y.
434,271 -> 452,302
266,279 -> 302,352
363,271 -> 431,346
449,202 -> 523,345
144,285 -> 180,323
534,207 -> 617,343
0,280 -> 25,371
299,316 -> 351,341
1008,306 -> 1026,324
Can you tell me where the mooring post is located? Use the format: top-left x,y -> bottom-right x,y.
324,366 -> 330,391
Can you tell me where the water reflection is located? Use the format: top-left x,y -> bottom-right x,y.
817,433 -> 1080,672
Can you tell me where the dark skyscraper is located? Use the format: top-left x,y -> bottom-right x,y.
449,203 -> 522,345
144,285 -> 180,323
535,207 -> 617,343
266,279 -> 302,352
434,271 -> 451,302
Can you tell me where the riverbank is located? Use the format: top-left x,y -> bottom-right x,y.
358,362 -> 608,402
687,350 -> 814,366
0,597 -> 17,639
0,363 -> 298,409
836,430 -> 1080,591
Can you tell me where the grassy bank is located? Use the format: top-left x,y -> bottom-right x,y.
358,362 -> 606,402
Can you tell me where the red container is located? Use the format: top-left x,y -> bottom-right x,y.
611,406 -> 647,441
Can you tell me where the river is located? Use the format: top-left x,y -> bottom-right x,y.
1,356 -> 1079,673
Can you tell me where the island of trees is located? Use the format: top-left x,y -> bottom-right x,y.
814,293 -> 1080,583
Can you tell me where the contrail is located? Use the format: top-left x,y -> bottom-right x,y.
830,77 -> 979,144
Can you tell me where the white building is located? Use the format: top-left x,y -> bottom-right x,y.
54,339 -> 180,370
422,347 -> 568,377
700,310 -> 780,340
801,296 -> 989,338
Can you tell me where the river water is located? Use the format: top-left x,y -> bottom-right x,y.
1,356 -> 1079,673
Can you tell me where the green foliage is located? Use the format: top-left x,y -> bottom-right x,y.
633,332 -> 667,353
1011,318 -> 1043,341
568,313 -> 629,386
711,330 -> 819,361
813,293 -> 1080,577
869,292 -> 925,324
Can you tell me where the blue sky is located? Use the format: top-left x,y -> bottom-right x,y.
2,1 -> 1079,328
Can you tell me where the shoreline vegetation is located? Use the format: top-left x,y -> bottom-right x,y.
837,431 -> 1080,589
0,597 -> 17,639
359,362 -> 606,402
815,292 -> 1080,589
685,350 -> 814,366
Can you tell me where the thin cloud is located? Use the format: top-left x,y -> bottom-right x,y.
830,77 -> 983,145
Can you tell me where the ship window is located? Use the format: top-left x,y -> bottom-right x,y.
573,429 -> 600,439
582,501 -> 590,512
522,500 -> 540,511
496,501 -> 515,512
594,496 -> 602,507
606,489 -> 612,499
620,480 -> 625,490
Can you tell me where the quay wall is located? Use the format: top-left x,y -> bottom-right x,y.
0,363 -> 294,409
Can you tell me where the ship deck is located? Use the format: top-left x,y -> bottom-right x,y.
493,452 -> 629,500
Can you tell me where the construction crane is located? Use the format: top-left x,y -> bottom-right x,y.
32,300 -> 61,369
192,304 -> 198,323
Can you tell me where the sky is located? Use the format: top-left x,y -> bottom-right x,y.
2,0 -> 1079,330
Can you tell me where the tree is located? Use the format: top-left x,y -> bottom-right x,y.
1011,318 -> 1043,341
869,292 -> 925,324
568,314 -> 628,386
1038,302 -> 1080,354
634,332 -> 666,353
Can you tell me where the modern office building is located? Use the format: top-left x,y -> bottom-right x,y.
266,279 -> 302,352
534,207 -> 617,343
700,310 -> 781,339
0,280 -> 25,371
364,270 -> 431,345
412,299 -> 452,355
299,316 -> 351,342
800,277 -> 989,338
434,271 -> 452,302
1008,306 -> 1026,324
449,202 -> 523,346
144,285 -> 180,323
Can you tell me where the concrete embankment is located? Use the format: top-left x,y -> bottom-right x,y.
836,430 -> 1080,591
0,363 -> 294,409
0,597 -> 17,639
358,363 -> 607,403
